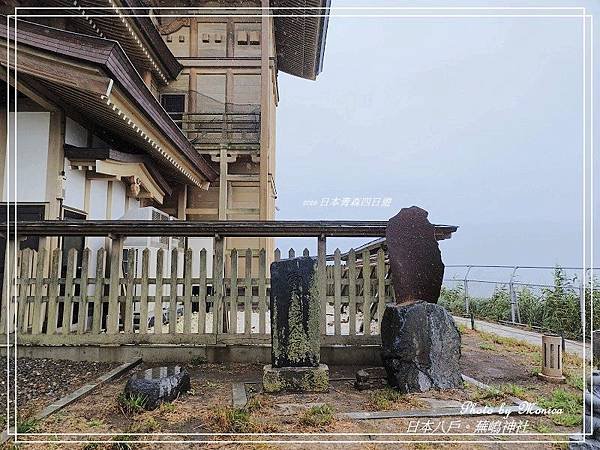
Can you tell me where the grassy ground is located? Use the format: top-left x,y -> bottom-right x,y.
5,326 -> 585,449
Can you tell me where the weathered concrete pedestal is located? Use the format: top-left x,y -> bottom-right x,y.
381,301 -> 462,393
263,257 -> 329,393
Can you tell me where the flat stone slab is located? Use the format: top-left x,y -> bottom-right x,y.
263,364 -> 329,393
124,365 -> 190,410
381,302 -> 462,393
386,206 -> 444,304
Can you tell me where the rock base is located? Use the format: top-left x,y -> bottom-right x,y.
262,364 -> 329,393
381,301 -> 462,393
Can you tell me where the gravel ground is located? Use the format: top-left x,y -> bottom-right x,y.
0,357 -> 117,420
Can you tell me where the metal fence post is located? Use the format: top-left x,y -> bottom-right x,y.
463,266 -> 472,315
509,266 -> 519,323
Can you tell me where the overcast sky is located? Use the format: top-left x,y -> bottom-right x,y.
274,1 -> 598,283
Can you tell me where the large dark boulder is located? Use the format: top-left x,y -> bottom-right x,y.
124,366 -> 190,410
386,206 -> 444,304
381,302 -> 462,393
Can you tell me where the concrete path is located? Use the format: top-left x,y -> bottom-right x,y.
453,316 -> 590,359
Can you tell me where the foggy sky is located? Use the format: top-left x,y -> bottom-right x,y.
274,1 -> 599,283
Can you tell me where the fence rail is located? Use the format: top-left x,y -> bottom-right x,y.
3,220 -> 452,347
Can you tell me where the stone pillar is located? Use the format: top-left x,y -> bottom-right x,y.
263,257 -> 328,393
382,206 -> 462,393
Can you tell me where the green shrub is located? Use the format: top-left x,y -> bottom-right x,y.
299,404 -> 334,427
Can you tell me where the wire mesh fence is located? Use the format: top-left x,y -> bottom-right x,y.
440,265 -> 599,340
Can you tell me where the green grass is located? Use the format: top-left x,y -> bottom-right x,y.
537,389 -> 582,427
87,418 -> 104,428
370,388 -> 405,410
211,407 -> 253,432
479,342 -> 496,351
158,402 -> 176,414
499,383 -> 528,399
299,404 -> 334,427
16,417 -> 39,433
472,386 -> 506,403
117,392 -> 148,415
129,416 -> 160,433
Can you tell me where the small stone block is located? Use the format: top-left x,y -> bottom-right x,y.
262,364 -> 329,393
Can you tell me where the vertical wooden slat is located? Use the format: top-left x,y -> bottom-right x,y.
333,248 -> 341,336
230,249 -> 238,335
31,248 -> 47,335
154,248 -> 164,334
198,248 -> 207,334
362,249 -> 371,336
183,248 -> 193,334
107,237 -> 123,334
0,237 -> 16,334
244,248 -> 252,335
303,248 -> 309,257
288,248 -> 295,259
46,248 -> 62,335
258,248 -> 266,334
18,249 -> 31,333
124,248 -> 135,334
377,248 -> 386,333
92,248 -> 105,334
348,249 -> 356,336
169,248 -> 178,334
139,249 -> 150,334
213,236 -> 224,334
61,249 -> 77,335
317,236 -> 326,335
274,248 -> 280,262
77,248 -> 90,334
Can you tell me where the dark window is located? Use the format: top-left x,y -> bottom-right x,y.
160,94 -> 185,127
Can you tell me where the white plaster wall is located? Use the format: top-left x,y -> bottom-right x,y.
63,118 -> 89,211
4,112 -> 50,202
111,181 -> 126,219
63,159 -> 86,211
64,117 -> 88,147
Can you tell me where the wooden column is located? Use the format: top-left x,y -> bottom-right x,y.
259,0 -> 270,221
177,185 -> 188,220
218,146 -> 228,220
190,18 -> 198,57
106,235 -> 123,334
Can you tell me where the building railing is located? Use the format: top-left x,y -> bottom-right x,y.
168,112 -> 261,145
1,220 -> 457,347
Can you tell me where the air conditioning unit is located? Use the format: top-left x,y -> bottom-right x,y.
120,206 -> 173,249
120,207 -> 184,330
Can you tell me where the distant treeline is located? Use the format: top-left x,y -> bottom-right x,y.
439,267 -> 599,340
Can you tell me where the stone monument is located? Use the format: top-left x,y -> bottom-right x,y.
263,256 -> 329,393
381,206 -> 462,393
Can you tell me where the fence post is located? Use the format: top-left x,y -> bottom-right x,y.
107,235 -> 123,334
317,234 -> 326,335
509,266 -> 519,323
580,268 -> 590,340
213,234 -> 225,334
463,266 -> 472,315
0,235 -> 17,334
